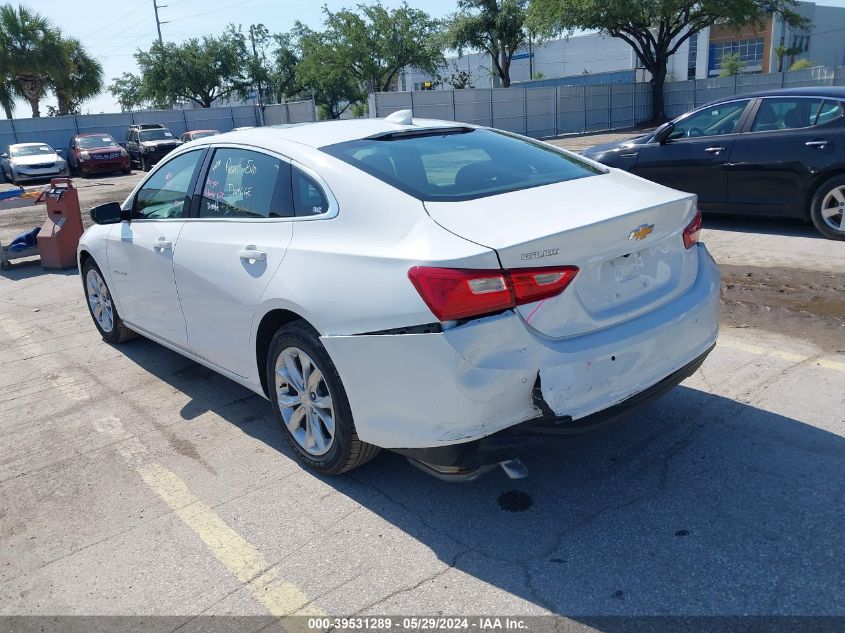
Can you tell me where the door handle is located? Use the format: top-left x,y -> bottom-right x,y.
704,146 -> 725,153
805,140 -> 829,148
155,238 -> 172,251
238,247 -> 266,262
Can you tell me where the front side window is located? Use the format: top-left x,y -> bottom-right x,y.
133,150 -> 203,220
321,128 -> 602,202
199,148 -> 293,219
751,98 -> 825,132
669,101 -> 750,140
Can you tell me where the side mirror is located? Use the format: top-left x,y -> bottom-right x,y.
90,201 -> 127,225
55,149 -> 63,156
655,122 -> 674,144
1,153 -> 8,159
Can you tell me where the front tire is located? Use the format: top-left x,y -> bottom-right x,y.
267,321 -> 379,475
82,259 -> 137,344
810,175 -> 845,240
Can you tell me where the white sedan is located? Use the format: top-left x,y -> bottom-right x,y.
2,142 -> 68,185
78,111 -> 719,480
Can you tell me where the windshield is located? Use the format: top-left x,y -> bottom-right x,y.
140,129 -> 174,142
78,135 -> 118,149
321,128 -> 602,202
11,144 -> 54,157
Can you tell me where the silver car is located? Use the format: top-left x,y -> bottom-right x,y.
1,142 -> 69,185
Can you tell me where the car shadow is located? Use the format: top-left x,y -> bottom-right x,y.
116,338 -> 845,620
0,259 -> 78,280
703,213 -> 822,239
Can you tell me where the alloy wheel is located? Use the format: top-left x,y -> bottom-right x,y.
86,268 -> 114,333
820,185 -> 845,233
275,347 -> 336,456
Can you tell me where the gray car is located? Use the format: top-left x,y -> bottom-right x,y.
1,142 -> 69,185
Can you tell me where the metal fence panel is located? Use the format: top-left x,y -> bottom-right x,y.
492,88 -> 525,134
526,87 -> 556,138
75,112 -> 135,145
286,99 -> 315,123
453,89 -> 493,127
557,85 -> 586,135
373,92 -> 413,117
584,84 -> 612,132
411,91 -> 453,120
9,115 -> 77,151
611,83 -> 636,129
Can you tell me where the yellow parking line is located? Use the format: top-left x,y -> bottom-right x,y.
137,462 -> 324,618
719,338 -> 845,374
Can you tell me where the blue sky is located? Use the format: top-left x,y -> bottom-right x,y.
16,0 -> 845,116
20,0 -> 458,115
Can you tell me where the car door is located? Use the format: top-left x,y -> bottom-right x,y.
107,149 -> 206,347
633,99 -> 753,207
727,96 -> 845,217
172,146 -> 297,378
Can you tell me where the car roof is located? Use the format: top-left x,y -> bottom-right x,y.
77,132 -> 114,137
197,117 -> 471,150
10,142 -> 51,148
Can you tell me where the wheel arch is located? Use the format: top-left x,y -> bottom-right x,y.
255,308 -> 319,398
806,167 -> 845,218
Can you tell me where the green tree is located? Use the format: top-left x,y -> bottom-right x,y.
445,0 -> 531,88
135,27 -> 248,108
528,0 -> 808,122
295,24 -> 364,118
108,72 -> 148,111
50,36 -> 103,115
311,2 -> 443,93
719,52 -> 745,77
774,43 -> 803,72
788,58 -> 815,71
0,4 -> 63,117
238,25 -> 302,105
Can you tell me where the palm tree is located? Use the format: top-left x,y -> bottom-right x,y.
50,37 -> 103,115
0,4 -> 62,118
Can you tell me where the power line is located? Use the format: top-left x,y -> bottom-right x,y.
165,0 -> 259,23
79,0 -> 149,40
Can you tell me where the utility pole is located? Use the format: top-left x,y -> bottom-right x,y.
153,0 -> 164,46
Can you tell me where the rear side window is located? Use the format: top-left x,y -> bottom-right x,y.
199,148 -> 293,219
321,128 -> 602,202
751,97 -> 825,132
292,167 -> 329,216
816,100 -> 843,126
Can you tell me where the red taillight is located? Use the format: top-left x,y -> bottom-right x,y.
508,266 -> 579,304
408,265 -> 579,322
683,210 -> 702,249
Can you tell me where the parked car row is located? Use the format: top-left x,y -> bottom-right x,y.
1,125 -> 221,185
583,86 -> 845,240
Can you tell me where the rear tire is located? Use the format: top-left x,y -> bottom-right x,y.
82,259 -> 137,344
810,174 -> 845,240
266,321 -> 379,475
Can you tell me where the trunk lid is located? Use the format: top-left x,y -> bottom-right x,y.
424,169 -> 700,339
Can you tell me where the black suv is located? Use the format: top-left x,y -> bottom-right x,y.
125,123 -> 183,172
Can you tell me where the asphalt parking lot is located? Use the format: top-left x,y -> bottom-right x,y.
0,141 -> 843,627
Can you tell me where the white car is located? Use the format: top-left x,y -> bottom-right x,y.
2,142 -> 69,185
78,111 -> 719,480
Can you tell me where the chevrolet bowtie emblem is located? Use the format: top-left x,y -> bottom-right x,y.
628,223 -> 655,241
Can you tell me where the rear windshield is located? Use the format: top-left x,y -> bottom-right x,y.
320,128 -> 602,201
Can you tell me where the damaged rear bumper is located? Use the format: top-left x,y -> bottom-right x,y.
320,244 -> 719,451
392,340 -> 714,474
